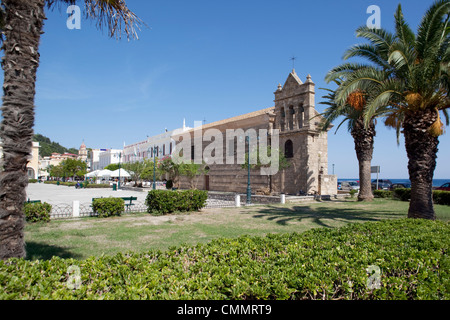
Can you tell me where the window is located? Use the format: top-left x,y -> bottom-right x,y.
163,144 -> 166,156
298,105 -> 304,128
284,140 -> 294,158
191,145 -> 195,161
169,142 -> 173,154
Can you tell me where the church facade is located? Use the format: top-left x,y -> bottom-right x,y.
173,70 -> 337,196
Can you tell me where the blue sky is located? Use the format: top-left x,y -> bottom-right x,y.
12,0 -> 450,179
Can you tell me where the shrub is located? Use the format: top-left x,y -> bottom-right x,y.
92,198 -> 125,218
28,179 -> 38,183
0,219 -> 449,300
393,188 -> 411,201
373,190 -> 393,198
349,189 -> 358,198
85,184 -> 111,189
146,190 -> 208,215
433,190 -> 450,206
388,188 -> 449,205
24,202 -> 52,223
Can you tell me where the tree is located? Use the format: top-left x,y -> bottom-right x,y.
158,156 -> 182,188
62,159 -> 87,179
180,162 -> 209,189
122,160 -> 152,187
319,78 -> 377,202
141,158 -> 161,181
104,163 -> 120,171
332,1 -> 450,219
0,0 -> 142,260
49,164 -> 64,179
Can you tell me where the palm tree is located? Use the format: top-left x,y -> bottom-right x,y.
332,1 -> 450,220
0,0 -> 142,260
320,78 -> 376,202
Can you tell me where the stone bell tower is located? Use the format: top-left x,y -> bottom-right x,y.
272,70 -> 336,195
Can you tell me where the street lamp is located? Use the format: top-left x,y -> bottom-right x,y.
118,152 -> 122,190
246,136 -> 251,205
153,145 -> 158,190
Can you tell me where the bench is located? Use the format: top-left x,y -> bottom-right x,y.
121,197 -> 138,212
26,199 -> 41,204
92,197 -> 138,212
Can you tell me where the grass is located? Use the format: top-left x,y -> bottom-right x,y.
24,198 -> 450,261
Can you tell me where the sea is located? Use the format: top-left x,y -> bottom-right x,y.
338,178 -> 449,188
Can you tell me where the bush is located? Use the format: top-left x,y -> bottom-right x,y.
85,184 -> 111,189
433,190 -> 450,206
393,188 -> 411,201
373,190 -> 393,198
23,202 -> 52,223
388,188 -> 449,205
92,198 -> 125,218
146,190 -> 208,215
0,219 -> 449,300
28,179 -> 38,184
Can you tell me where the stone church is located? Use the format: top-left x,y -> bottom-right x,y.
175,70 -> 337,196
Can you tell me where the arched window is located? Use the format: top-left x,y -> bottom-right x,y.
284,140 -> 294,159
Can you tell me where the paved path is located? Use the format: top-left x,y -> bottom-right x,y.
26,183 -> 148,206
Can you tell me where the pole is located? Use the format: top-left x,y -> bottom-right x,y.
118,152 -> 121,190
153,146 -> 156,190
246,136 -> 251,205
377,170 -> 379,190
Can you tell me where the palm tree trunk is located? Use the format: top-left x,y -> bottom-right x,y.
351,117 -> 375,202
0,0 -> 46,260
403,109 -> 439,220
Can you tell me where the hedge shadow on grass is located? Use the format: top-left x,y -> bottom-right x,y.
245,202 -> 402,228
25,241 -> 83,261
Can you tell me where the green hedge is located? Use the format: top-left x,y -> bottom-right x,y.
92,198 -> 125,218
433,190 -> 450,206
0,219 -> 449,300
145,190 -> 208,215
393,188 -> 411,201
85,184 -> 111,189
44,181 -> 77,187
23,202 -> 52,223
374,188 -> 450,205
373,190 -> 393,198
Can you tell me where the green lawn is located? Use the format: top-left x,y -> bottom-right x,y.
25,198 -> 450,261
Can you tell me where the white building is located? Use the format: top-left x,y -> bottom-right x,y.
98,149 -> 123,169
123,121 -> 192,163
89,148 -> 108,171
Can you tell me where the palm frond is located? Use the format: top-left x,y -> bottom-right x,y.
416,0 -> 450,60
324,63 -> 371,83
47,0 -> 144,40
343,44 -> 390,69
355,26 -> 396,49
394,4 -> 416,48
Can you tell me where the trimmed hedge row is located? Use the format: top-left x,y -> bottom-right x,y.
23,202 -> 52,223
92,198 -> 125,218
0,219 -> 448,300
145,190 -> 208,215
374,188 -> 450,205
